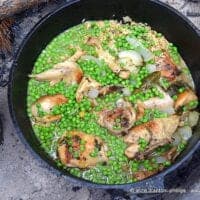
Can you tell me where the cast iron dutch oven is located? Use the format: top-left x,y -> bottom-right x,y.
8,0 -> 200,193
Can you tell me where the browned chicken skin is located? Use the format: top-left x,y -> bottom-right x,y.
135,102 -> 145,121
124,115 -> 180,159
174,89 -> 198,110
162,147 -> 179,161
76,76 -> 123,102
98,85 -> 123,97
132,147 -> 179,181
76,76 -> 101,102
68,49 -> 85,62
57,131 -> 108,168
133,146 -> 179,180
31,94 -> 67,123
156,53 -> 180,81
30,50 -> 84,85
98,100 -> 136,135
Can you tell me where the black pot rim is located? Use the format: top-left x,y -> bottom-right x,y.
8,0 -> 200,190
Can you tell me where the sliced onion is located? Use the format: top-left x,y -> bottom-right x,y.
126,36 -> 154,61
127,65 -> 138,74
122,88 -> 131,96
155,156 -> 167,164
188,111 -> 199,127
118,50 -> 143,66
172,132 -> 182,146
119,60 -> 138,74
137,46 -> 154,62
81,55 -> 101,66
126,36 -> 141,48
88,88 -> 99,99
178,126 -> 192,141
116,98 -> 125,107
146,64 -> 157,73
50,151 -> 57,159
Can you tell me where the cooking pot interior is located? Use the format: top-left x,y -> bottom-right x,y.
10,0 -> 200,187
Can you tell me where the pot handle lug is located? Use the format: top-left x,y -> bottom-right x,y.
107,174 -> 166,199
127,175 -> 166,194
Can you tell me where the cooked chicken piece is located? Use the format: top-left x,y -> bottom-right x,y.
124,115 -> 180,159
135,102 -> 145,121
142,86 -> 175,114
98,85 -> 123,97
30,61 -> 83,86
125,144 -> 140,159
30,51 -> 84,85
174,89 -> 198,110
118,70 -> 131,79
87,86 -> 123,103
57,131 -> 108,168
86,37 -> 131,79
31,61 -> 83,86
156,53 -> 180,81
76,77 -> 123,102
167,81 -> 188,97
175,58 -> 195,89
58,143 -> 72,165
76,77 -> 101,102
87,37 -> 101,48
175,73 -> 194,90
32,94 -> 67,115
31,94 -> 67,123
162,147 -> 179,161
68,49 -> 85,62
35,115 -> 62,123
98,99 -> 136,135
97,48 -> 122,74
124,124 -> 151,144
139,71 -> 161,90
